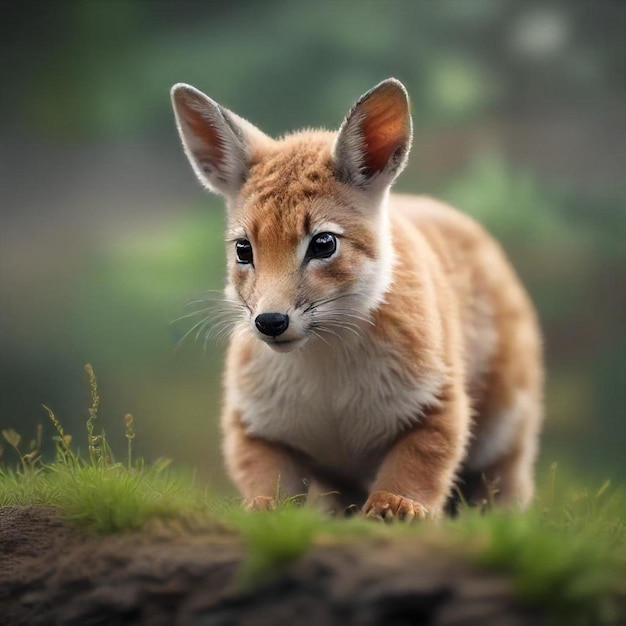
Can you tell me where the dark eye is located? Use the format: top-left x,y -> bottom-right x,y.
307,232 -> 337,260
235,239 -> 253,264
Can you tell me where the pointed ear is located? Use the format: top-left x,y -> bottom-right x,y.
333,78 -> 412,192
170,83 -> 272,198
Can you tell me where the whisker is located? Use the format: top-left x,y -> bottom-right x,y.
171,307 -> 216,324
309,329 -> 333,349
174,290 -> 249,350
303,292 -> 364,314
176,316 -> 213,350
322,321 -> 363,340
195,317 -> 214,342
202,316 -> 245,347
326,309 -> 375,325
182,292 -> 232,307
314,314 -> 364,327
310,312 -> 369,332
203,320 -> 239,350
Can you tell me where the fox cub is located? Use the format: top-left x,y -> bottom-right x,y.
171,78 -> 543,520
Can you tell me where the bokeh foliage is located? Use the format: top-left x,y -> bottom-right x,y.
1,0 -> 624,487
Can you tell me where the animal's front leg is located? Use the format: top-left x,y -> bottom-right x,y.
223,410 -> 309,510
364,389 -> 470,521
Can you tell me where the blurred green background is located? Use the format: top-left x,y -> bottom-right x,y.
1,0 -> 624,490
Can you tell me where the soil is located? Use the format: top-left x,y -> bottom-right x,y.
0,506 -> 544,626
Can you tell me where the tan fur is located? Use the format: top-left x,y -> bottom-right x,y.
171,79 -> 543,518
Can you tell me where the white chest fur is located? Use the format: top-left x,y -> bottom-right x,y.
232,335 -> 443,481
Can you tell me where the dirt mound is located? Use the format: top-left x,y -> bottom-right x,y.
0,506 -> 540,625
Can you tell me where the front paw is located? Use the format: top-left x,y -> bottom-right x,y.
244,495 -> 277,511
363,490 -> 428,522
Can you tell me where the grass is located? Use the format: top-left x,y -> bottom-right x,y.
451,485 -> 626,625
1,366 -> 624,624
0,365 -> 220,534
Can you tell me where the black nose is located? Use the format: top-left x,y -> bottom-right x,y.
255,312 -> 289,337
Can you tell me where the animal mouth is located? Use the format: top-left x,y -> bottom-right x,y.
263,336 -> 306,353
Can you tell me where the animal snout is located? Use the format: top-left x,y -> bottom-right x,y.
255,312 -> 289,337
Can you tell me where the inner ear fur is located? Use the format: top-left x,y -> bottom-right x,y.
333,78 -> 412,191
171,83 -> 272,198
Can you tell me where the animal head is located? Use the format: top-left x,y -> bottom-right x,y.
171,79 -> 412,352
